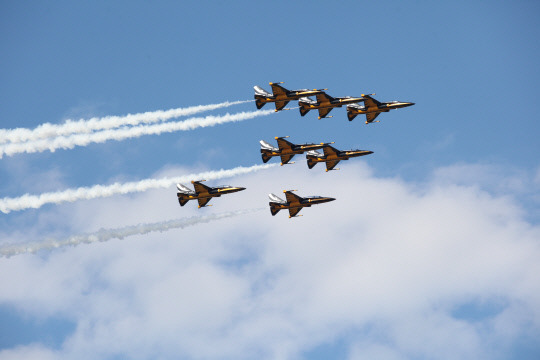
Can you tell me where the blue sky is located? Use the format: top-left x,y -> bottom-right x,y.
1,1 -> 539,359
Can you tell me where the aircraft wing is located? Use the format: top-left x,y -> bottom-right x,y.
284,191 -> 303,203
280,154 -> 295,165
316,92 -> 333,104
363,96 -> 381,108
326,160 -> 341,171
192,181 -> 212,194
270,83 -> 288,96
275,100 -> 290,111
197,197 -> 212,208
288,207 -> 303,218
366,112 -> 380,123
317,107 -> 333,119
276,137 -> 294,151
322,145 -> 339,157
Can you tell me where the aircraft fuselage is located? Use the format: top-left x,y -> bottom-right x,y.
351,101 -> 414,114
267,143 -> 325,157
310,150 -> 373,163
179,186 -> 245,201
270,197 -> 335,211
304,97 -> 364,110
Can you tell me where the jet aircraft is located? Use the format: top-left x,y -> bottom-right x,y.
306,145 -> 373,171
298,92 -> 364,119
268,190 -> 336,218
176,180 -> 245,208
254,82 -> 326,111
260,136 -> 333,165
346,94 -> 415,123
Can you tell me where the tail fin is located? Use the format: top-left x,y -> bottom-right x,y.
305,150 -> 320,169
254,86 -> 271,109
269,203 -> 281,216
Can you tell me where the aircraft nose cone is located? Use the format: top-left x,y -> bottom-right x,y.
406,102 -> 415,107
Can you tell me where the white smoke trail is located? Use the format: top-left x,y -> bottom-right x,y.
0,109 -> 274,158
0,163 -> 277,213
0,208 -> 264,257
0,100 -> 251,144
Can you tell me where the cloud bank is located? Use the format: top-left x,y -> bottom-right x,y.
0,163 -> 538,360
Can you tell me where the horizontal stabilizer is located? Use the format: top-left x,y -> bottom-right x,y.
255,99 -> 265,109
299,106 -> 310,117
178,197 -> 190,207
270,204 -> 281,216
261,152 -> 272,163
347,111 -> 358,121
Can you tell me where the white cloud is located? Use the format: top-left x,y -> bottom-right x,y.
0,162 -> 539,359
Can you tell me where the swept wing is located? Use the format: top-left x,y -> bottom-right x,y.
317,107 -> 333,119
288,207 -> 303,218
274,100 -> 289,111
326,160 -> 341,171
197,197 -> 212,208
322,145 -> 339,157
280,154 -> 295,165
192,181 -> 212,194
284,191 -> 303,203
366,112 -> 380,123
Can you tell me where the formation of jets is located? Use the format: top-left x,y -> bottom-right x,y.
176,82 -> 414,218
299,93 -> 365,119
254,82 -> 414,123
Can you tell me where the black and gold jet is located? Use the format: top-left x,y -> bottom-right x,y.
260,136 -> 333,165
268,191 -> 336,218
298,92 -> 364,119
306,145 -> 373,171
176,180 -> 245,208
254,82 -> 326,111
346,94 -> 415,123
